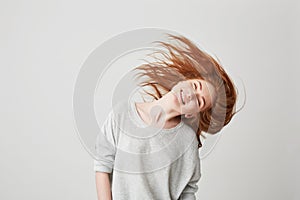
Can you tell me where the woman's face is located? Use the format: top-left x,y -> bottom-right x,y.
171,79 -> 216,117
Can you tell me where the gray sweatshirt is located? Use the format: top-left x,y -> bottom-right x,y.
94,99 -> 201,200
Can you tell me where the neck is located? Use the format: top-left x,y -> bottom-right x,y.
136,91 -> 181,125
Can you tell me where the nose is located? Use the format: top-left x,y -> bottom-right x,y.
186,89 -> 196,102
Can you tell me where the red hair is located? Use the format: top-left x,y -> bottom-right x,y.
132,33 -> 240,148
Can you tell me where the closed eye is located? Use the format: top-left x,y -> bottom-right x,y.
198,81 -> 202,90
193,82 -> 201,107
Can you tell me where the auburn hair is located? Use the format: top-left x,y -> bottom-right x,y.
131,33 -> 239,149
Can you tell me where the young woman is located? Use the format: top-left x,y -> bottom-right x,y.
94,34 -> 239,200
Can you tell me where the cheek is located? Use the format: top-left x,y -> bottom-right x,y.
189,98 -> 199,108
183,101 -> 199,113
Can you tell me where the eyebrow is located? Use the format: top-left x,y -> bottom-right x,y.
198,81 -> 202,90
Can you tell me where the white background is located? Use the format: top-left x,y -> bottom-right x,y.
0,0 -> 299,199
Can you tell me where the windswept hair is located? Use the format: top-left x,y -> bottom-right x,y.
132,33 -> 240,148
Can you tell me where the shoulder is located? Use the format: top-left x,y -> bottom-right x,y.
179,123 -> 200,158
180,122 -> 199,142
109,99 -> 130,120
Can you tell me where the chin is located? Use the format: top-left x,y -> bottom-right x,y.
170,90 -> 180,103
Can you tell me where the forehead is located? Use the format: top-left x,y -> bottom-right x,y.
193,79 -> 216,107
201,79 -> 214,93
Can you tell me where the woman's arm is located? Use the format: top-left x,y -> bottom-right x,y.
180,144 -> 201,200
95,172 -> 112,200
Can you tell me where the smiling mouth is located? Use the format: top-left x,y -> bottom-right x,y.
180,89 -> 185,105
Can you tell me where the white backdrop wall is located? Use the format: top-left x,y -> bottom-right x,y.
0,0 -> 299,199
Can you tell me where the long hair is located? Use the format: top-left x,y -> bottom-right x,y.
131,33 -> 239,149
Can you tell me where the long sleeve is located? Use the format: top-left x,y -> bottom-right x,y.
94,110 -> 117,173
179,151 -> 201,200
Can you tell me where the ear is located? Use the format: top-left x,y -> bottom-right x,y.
185,113 -> 194,118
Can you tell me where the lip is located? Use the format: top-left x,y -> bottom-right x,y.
180,89 -> 185,105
